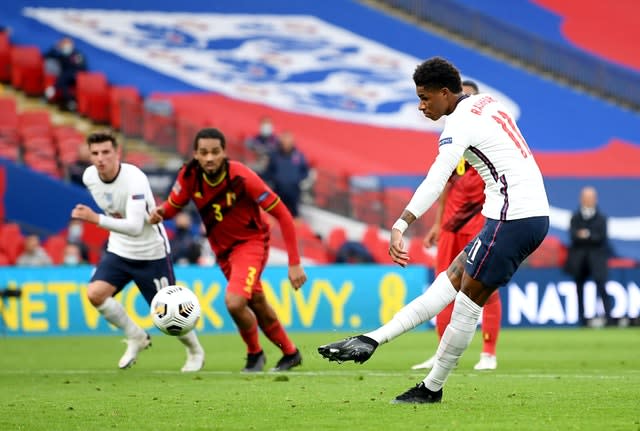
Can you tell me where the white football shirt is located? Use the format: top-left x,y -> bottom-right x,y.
83,163 -> 170,260
406,94 -> 549,221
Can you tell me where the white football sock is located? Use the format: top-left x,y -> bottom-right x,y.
365,272 -> 457,344
177,330 -> 204,354
97,297 -> 145,339
424,292 -> 482,392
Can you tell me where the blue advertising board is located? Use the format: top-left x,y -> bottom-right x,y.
1,265 -> 638,336
0,265 -> 429,336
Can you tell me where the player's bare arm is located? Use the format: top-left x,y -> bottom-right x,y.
389,209 -> 417,267
71,204 -> 100,224
288,264 -> 307,290
148,206 -> 165,224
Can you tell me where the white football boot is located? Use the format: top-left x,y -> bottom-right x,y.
473,352 -> 497,371
118,333 -> 151,369
181,348 -> 205,372
411,353 -> 437,370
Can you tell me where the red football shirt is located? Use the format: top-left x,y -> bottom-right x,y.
441,162 -> 485,235
163,160 -> 279,256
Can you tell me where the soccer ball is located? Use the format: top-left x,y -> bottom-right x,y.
150,286 -> 201,336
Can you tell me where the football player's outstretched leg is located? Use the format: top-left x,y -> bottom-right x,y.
317,335 -> 379,363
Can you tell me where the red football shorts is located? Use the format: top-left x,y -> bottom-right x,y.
217,239 -> 269,299
435,230 -> 477,274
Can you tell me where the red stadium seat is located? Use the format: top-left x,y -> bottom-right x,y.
143,98 -> 176,149
301,241 -> 330,264
0,139 -> 19,161
109,85 -> 141,130
326,226 -> 347,260
43,234 -> 68,265
23,152 -> 61,178
76,71 -> 110,123
0,97 -> 19,146
0,223 -> 25,264
526,235 -> 567,268
9,45 -> 44,96
0,251 -> 10,266
18,110 -> 52,140
0,30 -> 11,83
23,136 -> 56,158
57,136 -> 85,164
408,236 -> 436,268
118,97 -> 144,138
361,224 -> 388,263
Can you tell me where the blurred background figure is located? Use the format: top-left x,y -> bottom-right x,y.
62,242 -> 86,266
170,211 -> 202,265
66,144 -> 92,187
564,186 -> 613,327
244,116 -> 280,174
16,234 -> 52,266
334,240 -> 375,263
44,36 -> 87,111
262,130 -> 310,219
66,219 -> 90,262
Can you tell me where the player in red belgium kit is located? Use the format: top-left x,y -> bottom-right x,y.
412,158 -> 502,371
150,128 -> 307,372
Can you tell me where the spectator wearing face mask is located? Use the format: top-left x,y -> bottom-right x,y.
44,36 -> 88,111
66,219 -> 90,263
169,212 -> 201,265
244,116 -> 281,174
262,130 -> 309,219
63,242 -> 86,266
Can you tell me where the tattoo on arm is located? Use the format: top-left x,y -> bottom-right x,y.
399,210 -> 417,226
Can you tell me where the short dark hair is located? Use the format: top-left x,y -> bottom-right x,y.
462,80 -> 479,94
193,127 -> 226,150
413,57 -> 462,93
87,130 -> 118,149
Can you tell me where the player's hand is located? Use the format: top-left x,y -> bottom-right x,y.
389,228 -> 409,267
71,204 -> 99,224
423,225 -> 440,247
148,207 -> 165,224
288,264 -> 307,290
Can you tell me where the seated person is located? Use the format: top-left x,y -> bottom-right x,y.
44,36 -> 87,111
17,234 -> 52,266
62,242 -> 87,265
335,241 -> 375,263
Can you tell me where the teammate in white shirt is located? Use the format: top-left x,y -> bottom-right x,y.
318,57 -> 550,403
71,131 -> 205,372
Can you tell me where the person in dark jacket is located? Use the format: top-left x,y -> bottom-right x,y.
262,131 -> 309,218
44,37 -> 87,111
564,186 -> 613,327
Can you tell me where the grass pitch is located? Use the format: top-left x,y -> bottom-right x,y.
1,328 -> 638,431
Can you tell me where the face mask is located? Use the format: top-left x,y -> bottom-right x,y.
64,254 -> 80,265
60,44 -> 73,55
68,224 -> 83,241
260,123 -> 272,137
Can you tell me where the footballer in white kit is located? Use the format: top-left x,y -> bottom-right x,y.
318,57 -> 549,404
71,131 -> 205,372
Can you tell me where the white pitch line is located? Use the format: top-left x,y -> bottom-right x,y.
0,369 -> 637,380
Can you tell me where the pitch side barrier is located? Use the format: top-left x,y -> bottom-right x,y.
0,266 -> 638,336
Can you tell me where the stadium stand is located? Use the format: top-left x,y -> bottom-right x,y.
1,1 -> 639,267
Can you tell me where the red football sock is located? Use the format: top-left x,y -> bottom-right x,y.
239,321 -> 262,354
261,320 -> 296,355
481,291 -> 502,355
436,302 -> 455,340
